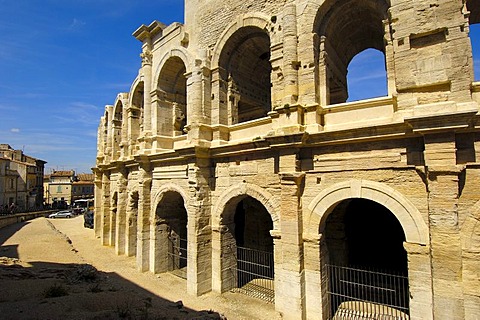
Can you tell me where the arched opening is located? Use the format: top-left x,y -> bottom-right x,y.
219,26 -> 272,124
315,0 -> 390,105
323,198 -> 409,318
112,101 -> 123,159
467,0 -> 480,81
221,196 -> 274,302
347,48 -> 388,102
126,191 -> 138,257
153,191 -> 187,278
128,82 -> 144,156
158,56 -> 187,136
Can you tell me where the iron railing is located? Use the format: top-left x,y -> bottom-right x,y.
327,264 -> 409,319
233,246 -> 275,303
168,236 -> 187,279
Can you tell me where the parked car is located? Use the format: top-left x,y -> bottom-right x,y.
48,210 -> 73,219
84,210 -> 94,229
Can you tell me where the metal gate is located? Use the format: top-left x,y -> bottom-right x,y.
327,264 -> 409,319
233,246 -> 274,303
168,235 -> 187,279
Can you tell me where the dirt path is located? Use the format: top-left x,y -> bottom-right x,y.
0,216 -> 279,320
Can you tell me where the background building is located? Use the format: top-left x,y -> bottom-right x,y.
94,1 -> 480,319
72,173 -> 95,202
0,144 -> 46,213
44,171 -> 94,209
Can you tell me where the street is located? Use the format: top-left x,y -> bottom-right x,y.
0,216 -> 277,319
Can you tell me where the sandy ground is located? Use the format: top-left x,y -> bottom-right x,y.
0,216 -> 279,320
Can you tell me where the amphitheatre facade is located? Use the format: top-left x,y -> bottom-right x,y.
94,0 -> 480,319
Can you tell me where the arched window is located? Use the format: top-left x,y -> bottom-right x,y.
467,0 -> 480,80
112,101 -> 123,159
315,0 -> 390,105
218,26 -> 271,124
158,56 -> 187,136
347,48 -> 388,102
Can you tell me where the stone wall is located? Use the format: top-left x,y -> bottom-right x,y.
94,0 -> 480,319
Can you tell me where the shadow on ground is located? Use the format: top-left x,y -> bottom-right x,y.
0,221 -> 30,259
0,258 -> 223,319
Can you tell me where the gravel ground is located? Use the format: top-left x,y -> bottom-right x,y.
0,216 -> 279,320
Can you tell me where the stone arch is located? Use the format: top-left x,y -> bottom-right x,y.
154,47 -> 193,84
111,94 -> 128,160
306,179 -> 428,245
150,183 -> 189,275
211,13 -> 272,69
313,0 -> 392,104
151,182 -> 189,214
128,77 -> 144,107
113,93 -> 128,120
153,50 -> 191,136
210,13 -> 273,125
212,182 -> 280,230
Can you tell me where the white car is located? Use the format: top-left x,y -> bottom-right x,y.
48,210 -> 73,219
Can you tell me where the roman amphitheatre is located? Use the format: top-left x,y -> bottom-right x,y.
93,0 -> 480,319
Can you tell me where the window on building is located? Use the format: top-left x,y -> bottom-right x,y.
471,24 -> 479,81
158,56 -> 187,134
314,0 -> 390,105
218,26 -> 272,124
467,0 -> 479,81
347,48 -> 388,102
57,185 -> 62,193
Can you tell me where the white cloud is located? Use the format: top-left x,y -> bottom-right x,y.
10,128 -> 20,133
51,101 -> 103,127
68,18 -> 86,31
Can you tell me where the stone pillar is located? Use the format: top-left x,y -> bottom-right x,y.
93,169 -> 103,238
404,242 -> 434,320
136,162 -> 152,272
282,2 -> 299,106
211,225 -> 228,293
125,189 -> 138,257
186,60 -> 213,145
115,167 -> 128,255
303,233 -> 323,320
100,171 -> 111,246
424,132 -> 465,319
210,67 -> 228,125
186,160 -> 212,295
140,45 -> 153,134
104,105 -> 113,162
275,171 -> 306,320
187,59 -> 210,124
383,19 -> 397,97
108,191 -> 117,247
317,36 -> 330,107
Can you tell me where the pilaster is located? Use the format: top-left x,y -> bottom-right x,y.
136,161 -> 152,272
186,159 -> 212,295
115,167 -> 128,255
275,172 -> 306,320
404,242 -> 434,320
100,171 -> 111,246
93,169 -> 103,238
424,133 -> 465,319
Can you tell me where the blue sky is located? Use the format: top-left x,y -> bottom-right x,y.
0,0 -> 184,174
0,2 -> 479,174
